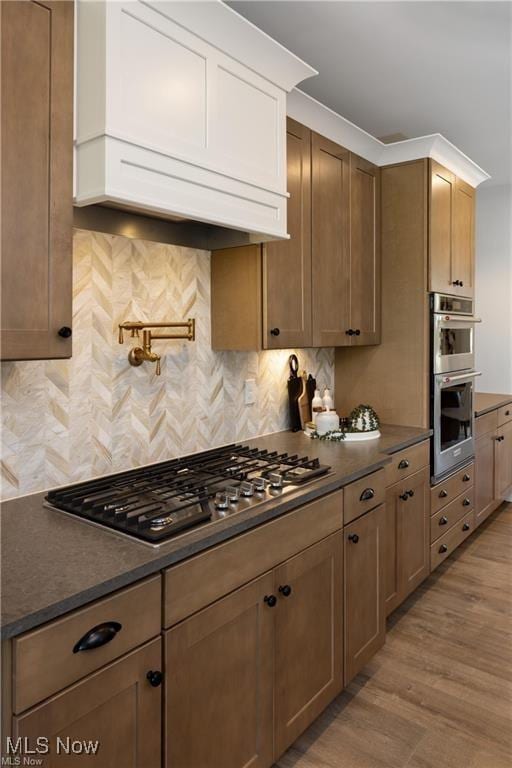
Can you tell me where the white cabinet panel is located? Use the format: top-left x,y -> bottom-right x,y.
75,0 -> 315,237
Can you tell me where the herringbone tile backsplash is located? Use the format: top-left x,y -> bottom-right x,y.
1,229 -> 334,500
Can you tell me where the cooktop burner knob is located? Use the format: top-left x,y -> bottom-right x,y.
269,472 -> 283,489
240,481 -> 254,497
214,493 -> 229,510
226,486 -> 240,502
253,477 -> 267,493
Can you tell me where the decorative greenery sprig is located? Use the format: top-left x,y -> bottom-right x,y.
310,430 -> 346,441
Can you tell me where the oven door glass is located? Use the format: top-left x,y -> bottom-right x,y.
440,379 -> 474,452
439,327 -> 472,357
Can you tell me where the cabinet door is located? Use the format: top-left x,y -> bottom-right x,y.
311,132 -> 351,346
429,160 -> 455,294
496,420 -> 512,499
1,1 -> 73,360
344,504 -> 385,685
383,489 -> 400,617
452,177 -> 475,298
13,639 -> 161,768
264,118 -> 312,349
475,430 -> 498,525
397,467 -> 430,596
165,573 -> 274,768
349,155 -> 381,345
274,533 -> 343,758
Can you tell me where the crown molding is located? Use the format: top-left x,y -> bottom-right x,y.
288,89 -> 491,187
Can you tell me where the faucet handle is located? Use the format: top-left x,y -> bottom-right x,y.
131,327 -> 139,338
155,357 -> 161,376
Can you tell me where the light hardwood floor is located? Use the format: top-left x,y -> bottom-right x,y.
276,503 -> 512,768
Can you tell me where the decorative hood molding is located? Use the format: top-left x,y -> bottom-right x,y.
288,89 -> 490,188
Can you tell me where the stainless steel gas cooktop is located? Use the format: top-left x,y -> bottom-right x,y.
45,444 -> 331,546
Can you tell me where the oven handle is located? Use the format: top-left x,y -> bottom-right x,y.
441,371 -> 482,384
441,315 -> 482,323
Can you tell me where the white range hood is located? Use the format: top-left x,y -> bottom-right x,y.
74,0 -> 317,239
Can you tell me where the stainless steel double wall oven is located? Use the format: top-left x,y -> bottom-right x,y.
431,294 -> 481,482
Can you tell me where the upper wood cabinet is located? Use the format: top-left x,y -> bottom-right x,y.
264,119 -> 312,349
429,160 -> 475,298
211,123 -> 381,350
1,0 -> 73,360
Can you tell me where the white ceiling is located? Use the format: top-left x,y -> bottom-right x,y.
229,1 -> 511,185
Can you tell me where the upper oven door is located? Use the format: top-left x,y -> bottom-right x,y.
433,313 -> 480,374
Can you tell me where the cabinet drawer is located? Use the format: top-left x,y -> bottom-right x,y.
430,488 -> 474,543
430,511 -> 474,571
475,410 -> 498,438
430,462 -> 474,515
164,491 -> 343,628
344,469 -> 385,525
13,575 -> 161,714
498,403 -> 512,427
385,440 -> 430,487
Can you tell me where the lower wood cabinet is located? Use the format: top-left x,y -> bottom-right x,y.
164,533 -> 343,767
383,467 -> 430,616
496,419 -> 512,499
165,573 -> 274,768
344,504 -> 386,685
274,533 -> 343,757
13,639 -> 162,768
475,428 -> 498,525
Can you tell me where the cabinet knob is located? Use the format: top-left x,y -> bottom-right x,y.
399,492 -> 409,501
439,489 -> 448,498
264,594 -> 277,607
354,329 -> 361,336
505,410 -> 510,416
58,326 -> 72,338
345,329 -> 355,336
270,328 -> 280,336
359,488 -> 375,502
462,498 -> 471,507
460,281 -> 464,287
452,280 -> 462,287
463,473 -> 471,482
146,670 -> 163,688
439,516 -> 448,526
407,489 -> 415,498
398,459 -> 410,469
348,533 -> 359,543
462,522 -> 470,531
439,544 -> 448,554
278,584 -> 292,597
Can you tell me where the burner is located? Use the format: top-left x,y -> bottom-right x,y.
45,445 -> 331,546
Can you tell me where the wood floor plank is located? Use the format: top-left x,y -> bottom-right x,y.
276,503 -> 512,768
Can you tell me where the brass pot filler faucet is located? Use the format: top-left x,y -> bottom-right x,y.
118,319 -> 195,375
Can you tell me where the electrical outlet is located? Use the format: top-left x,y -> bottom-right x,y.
244,378 -> 256,405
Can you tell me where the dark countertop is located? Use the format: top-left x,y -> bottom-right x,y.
0,424 -> 431,640
474,392 -> 512,418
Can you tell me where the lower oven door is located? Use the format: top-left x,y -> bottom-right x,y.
433,371 -> 480,480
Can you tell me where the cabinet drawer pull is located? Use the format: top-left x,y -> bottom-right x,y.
398,459 -> 410,469
462,522 -> 470,531
439,544 -> 448,554
278,585 -> 292,597
73,621 -> 122,653
264,595 -> 277,607
463,473 -> 471,482
348,533 -> 359,543
359,488 -> 375,502
146,670 -> 163,687
439,489 -> 448,498
439,516 -> 448,526
462,498 -> 471,507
